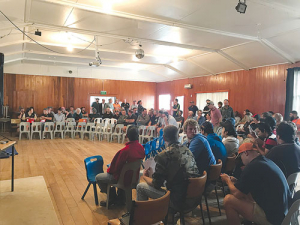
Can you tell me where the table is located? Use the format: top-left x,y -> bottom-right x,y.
0,118 -> 10,132
0,141 -> 16,191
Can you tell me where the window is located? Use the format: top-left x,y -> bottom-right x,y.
293,70 -> 300,113
196,92 -> 228,111
159,94 -> 171,110
175,96 -> 184,116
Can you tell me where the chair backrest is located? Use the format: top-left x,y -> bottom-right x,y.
177,122 -> 182,128
186,171 -> 207,198
95,118 -> 103,124
104,123 -> 114,133
146,126 -> 156,135
44,122 -> 54,131
20,122 -> 30,131
11,119 -> 21,124
84,123 -> 94,131
84,155 -> 104,182
114,124 -> 124,134
209,159 -> 222,182
225,156 -> 236,174
117,159 -> 142,189
79,118 -> 87,123
55,122 -> 65,131
131,191 -> 170,225
287,172 -> 300,196
66,122 -> 76,130
77,122 -> 86,131
281,199 -> 300,225
66,118 -> 75,123
31,122 -> 42,131
110,118 -> 117,124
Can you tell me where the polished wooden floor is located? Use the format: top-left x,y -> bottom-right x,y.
0,133 -> 226,225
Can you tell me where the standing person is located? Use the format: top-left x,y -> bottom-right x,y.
207,101 -> 222,132
91,98 -> 101,114
96,126 -> 145,207
220,99 -> 234,121
54,107 -> 65,122
105,99 -> 114,112
203,99 -> 211,115
220,143 -> 291,225
183,119 -> 216,175
121,99 -> 130,114
131,100 -> 138,110
188,101 -> 198,117
172,98 -> 180,118
137,100 -> 144,115
196,110 -> 206,126
100,99 -> 106,116
113,99 -> 121,112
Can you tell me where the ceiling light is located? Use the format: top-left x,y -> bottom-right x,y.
67,45 -> 73,52
35,29 -> 42,36
135,44 -> 144,59
235,0 -> 247,14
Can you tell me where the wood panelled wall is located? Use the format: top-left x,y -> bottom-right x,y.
156,63 -> 300,118
4,74 -> 156,115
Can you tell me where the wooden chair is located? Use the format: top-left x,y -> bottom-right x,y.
221,156 -> 236,196
108,191 -> 171,225
169,172 -> 207,225
204,159 -> 223,225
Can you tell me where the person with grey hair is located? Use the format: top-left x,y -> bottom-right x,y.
105,98 -> 114,112
136,125 -> 199,211
73,108 -> 82,122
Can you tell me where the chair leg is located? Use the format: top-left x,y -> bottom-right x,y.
204,194 -> 211,225
106,185 -> 111,210
125,189 -> 132,212
81,182 -> 91,200
180,212 -> 185,225
164,213 -> 169,225
93,183 -> 99,205
215,186 -> 222,216
200,198 -> 205,225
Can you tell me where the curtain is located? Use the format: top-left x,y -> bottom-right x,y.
196,92 -> 228,111
293,69 -> 300,115
285,68 -> 300,121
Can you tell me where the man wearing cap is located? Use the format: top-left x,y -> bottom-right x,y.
91,98 -> 101,114
188,101 -> 198,117
207,101 -> 222,133
220,99 -> 234,121
221,143 -> 291,225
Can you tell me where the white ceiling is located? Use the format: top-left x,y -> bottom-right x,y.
0,0 -> 299,82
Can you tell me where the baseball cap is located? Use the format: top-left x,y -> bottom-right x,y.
238,143 -> 258,155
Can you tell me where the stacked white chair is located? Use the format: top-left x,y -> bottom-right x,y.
138,126 -> 147,144
74,122 -> 86,138
82,123 -> 96,140
102,123 -> 114,142
141,126 -> 156,143
95,118 -> 103,125
19,122 -> 31,140
54,122 -> 65,139
64,122 -> 76,139
122,125 -> 132,143
43,122 -> 55,139
111,124 -> 124,143
31,122 -> 42,139
176,122 -> 182,128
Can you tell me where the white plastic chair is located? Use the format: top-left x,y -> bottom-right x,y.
138,126 -> 147,144
66,118 -> 75,123
54,122 -> 65,139
122,125 -> 132,143
177,122 -> 182,128
31,122 -> 42,140
74,122 -> 86,138
82,123 -> 96,140
43,122 -> 55,139
64,122 -> 76,139
111,124 -> 124,143
281,199 -> 300,225
141,126 -> 156,143
110,118 -> 117,125
102,123 -> 114,142
94,123 -> 105,141
95,118 -> 103,124
19,122 -> 31,140
288,172 -> 300,198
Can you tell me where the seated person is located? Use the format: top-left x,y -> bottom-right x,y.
251,114 -> 260,124
253,122 -> 277,155
81,107 -> 88,117
102,108 -> 113,119
200,121 -> 227,168
47,106 -> 55,116
113,110 -> 120,120
133,108 -> 138,118
196,110 -> 205,126
136,125 -> 199,211
148,109 -> 158,126
221,120 -> 240,156
183,119 -> 216,175
123,110 -> 137,132
96,126 -> 145,206
67,106 -> 75,118
156,111 -> 177,135
187,111 -> 197,120
54,107 -> 65,122
22,107 -> 37,121
18,107 -> 25,121
73,108 -> 83,122
136,108 -> 150,126
117,110 -> 127,124
89,108 -> 101,122
234,111 -> 241,125
40,108 -> 52,122
221,143 -> 291,225
175,110 -> 184,127
266,121 -> 300,179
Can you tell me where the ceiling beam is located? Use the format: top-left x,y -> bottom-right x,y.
37,0 -> 259,41
186,59 -> 216,75
4,57 -> 24,64
0,40 -> 29,47
217,50 -> 250,70
164,64 -> 188,78
259,39 -> 295,64
26,22 -> 217,53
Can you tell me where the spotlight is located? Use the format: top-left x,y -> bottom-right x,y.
35,29 -> 42,36
235,0 -> 247,14
135,45 -> 144,59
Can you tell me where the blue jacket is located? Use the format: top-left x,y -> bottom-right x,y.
206,133 -> 227,168
185,133 -> 216,175
197,116 -> 206,126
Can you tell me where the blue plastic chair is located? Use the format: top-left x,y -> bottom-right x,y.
144,142 -> 151,159
81,155 -> 104,205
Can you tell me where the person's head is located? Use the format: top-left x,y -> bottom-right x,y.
29,107 -> 34,113
221,120 -> 237,138
20,107 -> 24,113
206,113 -> 211,120
142,108 -> 147,116
133,100 -> 137,105
76,108 -> 81,114
95,98 -> 99,103
206,99 -> 210,104
207,101 -> 215,109
108,99 -> 112,103
92,108 -> 97,114
198,110 -> 203,116
268,111 -> 274,116
106,108 -> 111,113
102,99 -> 105,103
57,107 -> 62,114
244,109 -> 250,115
43,108 -> 48,115
276,121 -> 296,144
261,112 -> 272,119
190,101 -> 194,106
224,99 -> 229,106
200,121 -> 214,136
115,99 -> 119,104
81,107 -> 86,112
121,110 -> 126,116
188,111 -> 194,118
273,113 -> 283,125
115,110 -> 120,115
148,109 -> 154,116
137,100 -> 142,105
48,107 -> 53,112
61,107 -> 66,112
162,111 -> 169,118
178,110 -> 182,116
153,110 -> 158,116
70,106 -> 74,111
133,108 -> 137,114
126,126 -> 139,141
238,143 -> 259,166
218,101 -> 223,108
128,110 -> 133,116
183,119 -> 199,139
252,114 -> 261,124
290,111 -> 298,121
234,111 -> 240,117
174,98 -> 178,104
123,99 -> 127,103
163,125 -> 179,145
264,116 -> 276,131
158,110 -> 164,117
255,123 -> 272,139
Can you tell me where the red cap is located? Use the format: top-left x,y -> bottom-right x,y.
238,143 -> 258,155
